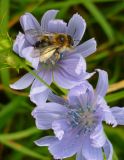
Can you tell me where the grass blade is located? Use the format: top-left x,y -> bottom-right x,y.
0,97 -> 26,129
0,127 -> 40,140
0,139 -> 50,160
82,0 -> 114,41
106,90 -> 124,103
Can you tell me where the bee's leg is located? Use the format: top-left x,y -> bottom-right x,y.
51,60 -> 55,65
49,49 -> 60,65
55,53 -> 60,61
54,49 -> 60,61
49,51 -> 56,65
55,48 -> 64,60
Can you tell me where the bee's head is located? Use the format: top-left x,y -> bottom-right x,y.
55,34 -> 74,48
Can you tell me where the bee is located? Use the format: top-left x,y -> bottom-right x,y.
25,29 -> 74,65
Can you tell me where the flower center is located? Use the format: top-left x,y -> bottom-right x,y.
67,107 -> 98,135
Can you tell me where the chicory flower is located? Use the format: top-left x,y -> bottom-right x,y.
10,10 -> 96,104
32,69 -> 124,160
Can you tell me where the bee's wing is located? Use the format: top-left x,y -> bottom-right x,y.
25,29 -> 41,36
25,29 -> 52,38
25,29 -> 44,43
30,45 -> 57,60
39,45 -> 57,63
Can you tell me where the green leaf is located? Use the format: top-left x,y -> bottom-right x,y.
0,34 -> 24,71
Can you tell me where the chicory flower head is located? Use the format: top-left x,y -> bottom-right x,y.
10,10 -> 96,104
32,69 -> 124,160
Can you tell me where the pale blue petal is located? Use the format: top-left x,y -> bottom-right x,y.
82,71 -> 95,80
103,139 -> 113,160
95,69 -> 108,97
111,107 -> 124,125
47,20 -> 67,33
10,73 -> 34,90
21,47 -> 39,69
52,119 -> 70,140
41,10 -> 59,32
98,99 -> 117,127
35,136 -> 58,146
54,67 -> 79,89
30,89 -> 50,106
30,68 -> 52,104
68,81 -> 94,108
90,124 -> 106,148
67,13 -> 86,46
104,109 -> 117,127
33,103 -> 68,115
13,32 -> 23,54
48,91 -> 68,105
76,150 -> 87,160
20,12 -> 40,31
62,53 -> 86,73
32,106 -> 54,130
13,32 -> 29,57
54,54 -> 86,89
20,13 -> 41,44
74,38 -> 97,57
82,136 -> 103,160
49,132 -> 82,159
32,103 -> 68,129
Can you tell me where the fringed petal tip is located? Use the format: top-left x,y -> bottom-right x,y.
111,107 -> 124,126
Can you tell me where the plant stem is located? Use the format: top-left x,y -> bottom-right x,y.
23,64 -> 58,95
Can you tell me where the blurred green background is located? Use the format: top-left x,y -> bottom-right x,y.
0,0 -> 124,159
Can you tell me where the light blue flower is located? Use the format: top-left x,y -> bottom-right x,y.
10,10 -> 96,105
32,69 -> 124,160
